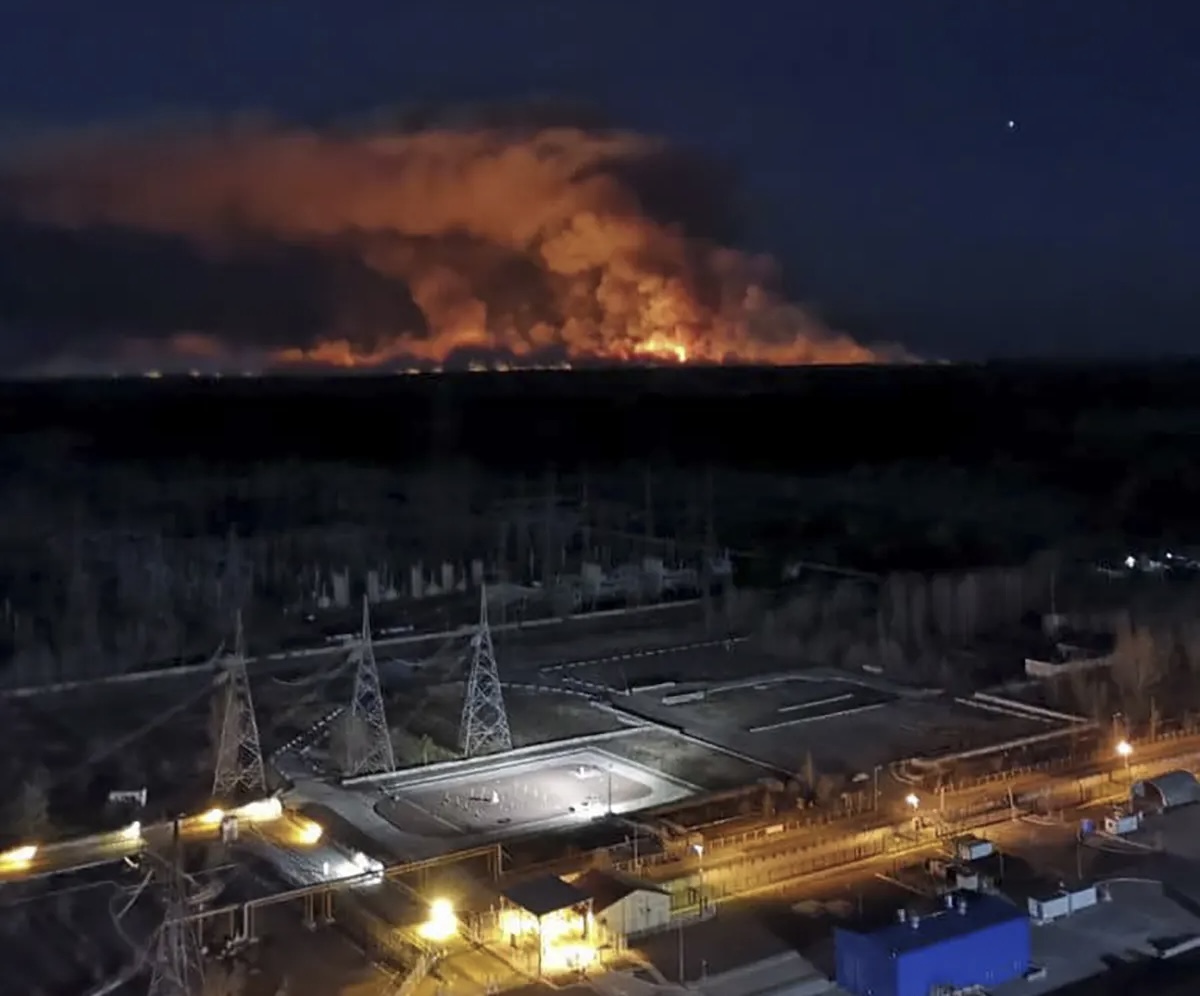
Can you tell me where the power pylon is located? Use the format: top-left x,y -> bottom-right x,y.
212,612 -> 266,803
342,597 -> 395,777
458,585 -> 512,757
147,827 -> 205,996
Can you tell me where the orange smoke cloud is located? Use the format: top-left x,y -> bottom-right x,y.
0,118 -> 910,370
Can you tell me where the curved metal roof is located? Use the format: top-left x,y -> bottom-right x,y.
1134,769 -> 1200,808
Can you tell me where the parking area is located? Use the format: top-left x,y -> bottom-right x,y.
671,679 -> 894,734
627,681 -> 1053,777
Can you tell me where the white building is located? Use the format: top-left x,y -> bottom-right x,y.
572,869 -> 672,942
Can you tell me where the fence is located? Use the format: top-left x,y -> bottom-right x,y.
692,719 -> 1200,849
395,950 -> 436,996
616,742 -> 1200,908
501,725 -> 1200,892
333,892 -> 427,976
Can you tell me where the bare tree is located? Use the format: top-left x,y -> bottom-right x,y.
877,635 -> 906,673
843,640 -> 873,674
880,573 -> 910,647
9,766 -> 51,839
1110,616 -> 1163,721
956,572 -> 981,640
824,581 -> 866,629
803,751 -> 817,793
908,577 -> 929,653
330,711 -> 375,774
815,774 -> 840,805
930,574 -> 956,642
1065,672 -> 1108,724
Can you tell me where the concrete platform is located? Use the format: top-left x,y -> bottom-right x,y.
624,678 -> 1054,777
287,741 -> 700,864
379,747 -> 695,839
993,880 -> 1200,996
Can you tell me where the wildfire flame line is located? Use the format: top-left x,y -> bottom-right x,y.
0,116 -> 910,372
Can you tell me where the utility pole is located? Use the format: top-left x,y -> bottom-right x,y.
342,597 -> 396,777
459,586 -> 513,757
212,612 -> 266,803
677,919 -> 686,984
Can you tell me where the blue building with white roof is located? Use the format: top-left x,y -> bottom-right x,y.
834,891 -> 1030,996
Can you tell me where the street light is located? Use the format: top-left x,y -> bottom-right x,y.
419,898 -> 459,942
904,794 -> 920,834
1116,740 -> 1133,789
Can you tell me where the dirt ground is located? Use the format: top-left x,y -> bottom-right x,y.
396,682 -> 625,759
601,729 -> 773,790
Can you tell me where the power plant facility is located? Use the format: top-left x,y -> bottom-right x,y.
4,469 -> 1200,996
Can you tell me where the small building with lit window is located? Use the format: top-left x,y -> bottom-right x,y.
572,868 -> 672,943
498,874 -> 595,975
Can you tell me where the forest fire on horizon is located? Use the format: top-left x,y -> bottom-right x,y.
0,114 -> 910,373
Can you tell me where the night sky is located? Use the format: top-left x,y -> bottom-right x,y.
0,0 -> 1196,363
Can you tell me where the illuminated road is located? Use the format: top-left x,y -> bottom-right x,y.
414,766 -> 1142,991
0,800 -> 294,884
619,734 -> 1199,891
0,732 -> 1182,996
3,732 -> 1193,918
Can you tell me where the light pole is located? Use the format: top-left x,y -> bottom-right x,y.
692,844 -> 705,912
677,917 -> 685,984
905,793 -> 920,834
1116,740 -> 1133,795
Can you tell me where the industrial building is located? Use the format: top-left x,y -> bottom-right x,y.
498,874 -> 596,976
835,891 -> 1031,996
571,868 -> 672,942
1025,881 -> 1099,924
1131,769 -> 1200,814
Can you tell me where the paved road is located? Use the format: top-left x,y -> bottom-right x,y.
6,725 -> 1192,906
0,803 -> 296,885
413,766 -> 1131,991
589,734 -> 1200,888
0,599 -> 704,699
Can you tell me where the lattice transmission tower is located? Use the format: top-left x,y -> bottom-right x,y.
341,597 -> 396,777
212,612 -> 266,803
458,585 -> 512,757
147,829 -> 206,996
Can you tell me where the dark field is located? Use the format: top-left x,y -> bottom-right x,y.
4,362 -> 1199,543
1,361 -> 1198,689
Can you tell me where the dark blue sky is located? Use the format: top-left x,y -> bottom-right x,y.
1,0 -> 1196,360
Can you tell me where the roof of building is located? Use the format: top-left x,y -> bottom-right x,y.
840,892 -> 1026,956
501,875 -> 590,918
570,868 -> 669,912
1134,769 -> 1200,808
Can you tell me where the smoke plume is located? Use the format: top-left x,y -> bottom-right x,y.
0,114 -> 909,373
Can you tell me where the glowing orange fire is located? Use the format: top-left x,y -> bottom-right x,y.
1,121 -> 911,371
632,334 -> 689,364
